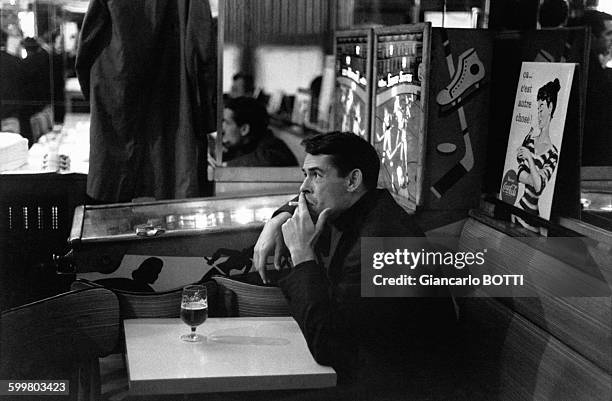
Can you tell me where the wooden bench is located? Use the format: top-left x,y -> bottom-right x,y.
455,212 -> 611,400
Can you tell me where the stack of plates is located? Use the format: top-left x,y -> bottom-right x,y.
213,276 -> 291,317
0,133 -> 28,172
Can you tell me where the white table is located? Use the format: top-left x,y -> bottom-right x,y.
123,317 -> 337,395
1,114 -> 90,175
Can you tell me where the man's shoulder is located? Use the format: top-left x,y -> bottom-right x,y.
360,190 -> 423,237
257,131 -> 298,166
260,131 -> 290,149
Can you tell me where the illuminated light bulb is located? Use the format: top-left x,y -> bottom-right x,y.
389,44 -> 394,56
195,212 -> 207,228
355,45 -> 360,55
402,57 -> 407,69
255,207 -> 276,222
232,208 -> 255,225
346,56 -> 351,65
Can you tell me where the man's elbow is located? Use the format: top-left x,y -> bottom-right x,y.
304,335 -> 333,366
310,346 -> 333,367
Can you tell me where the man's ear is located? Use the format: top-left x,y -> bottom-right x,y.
239,124 -> 251,137
345,169 -> 363,192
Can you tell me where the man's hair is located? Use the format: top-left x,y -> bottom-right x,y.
233,72 -> 254,94
225,96 -> 269,137
302,131 -> 380,190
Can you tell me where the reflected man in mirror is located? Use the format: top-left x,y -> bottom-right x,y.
216,97 -> 297,167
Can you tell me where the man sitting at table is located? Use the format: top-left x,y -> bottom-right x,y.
214,96 -> 297,167
252,132 -> 456,395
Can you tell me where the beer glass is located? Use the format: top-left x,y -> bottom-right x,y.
180,285 -> 208,342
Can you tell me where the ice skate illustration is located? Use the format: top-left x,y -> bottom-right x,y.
436,48 -> 485,109
431,30 -> 476,199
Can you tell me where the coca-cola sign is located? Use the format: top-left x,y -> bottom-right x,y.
500,169 -> 518,205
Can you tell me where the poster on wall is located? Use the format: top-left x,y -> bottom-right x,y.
485,27 -> 588,200
371,23 -> 431,211
499,62 -> 575,231
333,29 -> 373,140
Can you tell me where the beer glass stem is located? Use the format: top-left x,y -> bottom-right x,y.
191,327 -> 196,339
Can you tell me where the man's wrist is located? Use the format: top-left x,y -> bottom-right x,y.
289,249 -> 316,266
272,211 -> 292,224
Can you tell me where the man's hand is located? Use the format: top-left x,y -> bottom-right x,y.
208,153 -> 226,167
253,211 -> 291,284
281,193 -> 330,267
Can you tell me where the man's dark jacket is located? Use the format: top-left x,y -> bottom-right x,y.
277,189 -> 456,392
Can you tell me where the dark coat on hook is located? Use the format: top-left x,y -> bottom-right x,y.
77,0 -> 217,202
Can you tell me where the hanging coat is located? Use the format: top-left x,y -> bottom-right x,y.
76,0 -> 216,203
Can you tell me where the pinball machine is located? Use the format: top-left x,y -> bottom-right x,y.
56,193 -> 294,275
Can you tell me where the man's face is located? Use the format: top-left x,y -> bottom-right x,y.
222,108 -> 245,151
299,154 -> 353,218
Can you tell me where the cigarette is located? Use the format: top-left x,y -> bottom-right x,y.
288,201 -> 299,206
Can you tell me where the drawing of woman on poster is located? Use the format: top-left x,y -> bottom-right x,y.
515,78 -> 561,228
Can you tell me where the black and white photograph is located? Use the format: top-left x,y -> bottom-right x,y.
1,1 -> 611,401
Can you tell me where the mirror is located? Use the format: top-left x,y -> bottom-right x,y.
215,0 -> 335,170
1,0 -> 89,174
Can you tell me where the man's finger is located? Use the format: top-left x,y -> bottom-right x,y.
298,192 -> 309,216
281,219 -> 290,236
274,240 -> 283,271
253,250 -> 260,274
258,261 -> 268,284
254,251 -> 268,284
208,153 -> 219,167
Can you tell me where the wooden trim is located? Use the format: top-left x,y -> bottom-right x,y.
558,217 -> 612,246
581,166 -> 612,181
